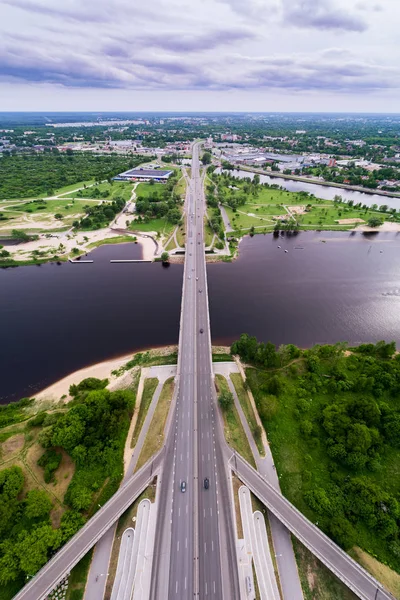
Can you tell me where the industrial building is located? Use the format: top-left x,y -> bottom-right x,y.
113,168 -> 173,182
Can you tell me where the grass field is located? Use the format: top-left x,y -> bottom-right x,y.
230,373 -> 264,455
131,378 -> 159,448
217,177 -> 388,233
65,550 -> 93,600
135,377 -> 174,470
293,539 -> 358,600
135,182 -> 165,199
214,374 -> 255,467
65,180 -> 134,202
130,217 -> 174,236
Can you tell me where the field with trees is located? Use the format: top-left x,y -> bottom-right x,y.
231,334 -> 400,585
0,377 -> 135,599
0,152 -> 147,199
209,170 -> 398,235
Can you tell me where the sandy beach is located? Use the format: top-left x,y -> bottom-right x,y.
34,345 -> 179,405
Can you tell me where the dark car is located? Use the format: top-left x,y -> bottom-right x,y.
181,481 -> 186,493
200,328 -> 204,333
204,478 -> 209,489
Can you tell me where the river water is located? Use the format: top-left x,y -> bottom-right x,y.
215,168 -> 400,210
1,234 -> 400,402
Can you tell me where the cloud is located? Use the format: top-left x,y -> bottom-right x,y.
0,35 -> 397,95
282,0 -> 368,31
1,0 -> 160,23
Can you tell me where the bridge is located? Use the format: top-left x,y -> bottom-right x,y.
13,143 -> 395,600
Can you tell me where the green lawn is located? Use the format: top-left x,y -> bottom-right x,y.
131,378 -> 159,448
129,218 -> 174,236
217,177 -> 387,233
12,198 -> 100,216
135,182 -> 165,199
215,374 -> 255,467
230,373 -> 264,455
65,181 -> 134,202
225,206 -> 274,230
175,176 -> 186,198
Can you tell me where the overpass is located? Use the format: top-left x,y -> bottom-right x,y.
231,452 -> 394,600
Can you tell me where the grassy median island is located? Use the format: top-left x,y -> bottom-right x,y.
131,378 -> 159,448
215,374 -> 255,467
230,373 -> 264,456
231,334 -> 400,586
135,377 -> 175,471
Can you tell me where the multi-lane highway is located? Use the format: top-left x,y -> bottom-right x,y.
150,143 -> 239,599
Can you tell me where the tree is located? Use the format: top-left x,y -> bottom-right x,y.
161,251 -> 170,263
59,511 -> 86,543
367,216 -> 383,228
24,489 -> 52,519
12,229 -> 30,242
218,390 -> 233,411
201,152 -> 212,165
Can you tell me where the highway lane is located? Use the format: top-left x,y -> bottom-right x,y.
13,454 -> 162,600
231,452 -> 395,600
193,148 -> 240,599
150,142 -> 240,599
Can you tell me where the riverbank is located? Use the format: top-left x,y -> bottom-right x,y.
239,165 -> 400,199
33,345 -> 231,406
0,228 -> 157,266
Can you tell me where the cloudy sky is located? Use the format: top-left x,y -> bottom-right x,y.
0,0 -> 398,112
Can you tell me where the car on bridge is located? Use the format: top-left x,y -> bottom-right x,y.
180,481 -> 186,493
204,478 -> 209,489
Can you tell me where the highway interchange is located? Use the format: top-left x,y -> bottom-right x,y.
13,143 -> 396,600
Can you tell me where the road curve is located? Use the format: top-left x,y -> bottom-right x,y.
231,452 -> 395,600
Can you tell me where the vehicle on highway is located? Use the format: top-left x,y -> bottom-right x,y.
246,576 -> 252,594
180,481 -> 186,493
196,277 -> 199,281
199,289 -> 202,293
204,478 -> 209,489
200,328 -> 204,333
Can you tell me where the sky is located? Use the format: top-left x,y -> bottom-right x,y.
0,0 -> 398,113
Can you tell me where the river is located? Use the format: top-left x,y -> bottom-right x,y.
1,233 -> 400,402
215,167 -> 400,210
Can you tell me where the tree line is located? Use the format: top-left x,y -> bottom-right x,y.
0,152 -> 147,199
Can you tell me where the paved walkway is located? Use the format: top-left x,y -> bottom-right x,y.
219,203 -> 233,232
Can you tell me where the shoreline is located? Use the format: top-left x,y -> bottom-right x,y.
238,165 -> 400,199
32,344 -> 232,406
33,345 -> 179,405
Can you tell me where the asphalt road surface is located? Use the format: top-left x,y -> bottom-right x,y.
150,143 -> 239,599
